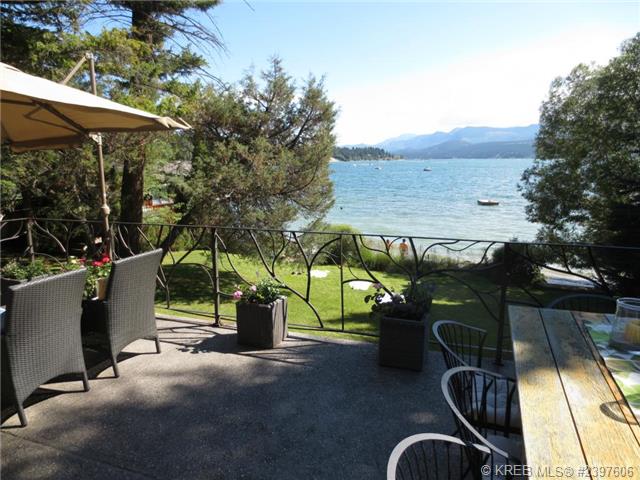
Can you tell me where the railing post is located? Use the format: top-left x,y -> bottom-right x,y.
340,234 -> 345,331
212,228 -> 221,327
494,242 -> 511,366
26,217 -> 35,262
107,222 -> 115,259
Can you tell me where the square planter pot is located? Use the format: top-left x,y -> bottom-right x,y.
236,296 -> 288,348
378,313 -> 429,371
96,277 -> 108,300
81,298 -> 107,337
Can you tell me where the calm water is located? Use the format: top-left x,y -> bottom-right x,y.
325,158 -> 539,241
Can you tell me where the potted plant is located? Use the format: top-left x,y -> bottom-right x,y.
366,281 -> 435,371
0,259 -> 50,304
79,254 -> 112,299
0,255 -> 109,305
233,278 -> 288,348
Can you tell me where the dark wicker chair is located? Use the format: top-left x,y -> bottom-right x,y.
82,249 -> 163,377
387,432 -> 515,480
1,269 -> 89,427
546,294 -> 616,314
442,367 -> 523,463
433,320 -> 487,370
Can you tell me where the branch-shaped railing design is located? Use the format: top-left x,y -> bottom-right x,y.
1,217 -> 639,364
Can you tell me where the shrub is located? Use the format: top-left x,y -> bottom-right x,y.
490,241 -> 542,285
1,258 -> 50,280
303,223 -> 362,265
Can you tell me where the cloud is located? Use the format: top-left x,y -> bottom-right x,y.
333,25 -> 636,145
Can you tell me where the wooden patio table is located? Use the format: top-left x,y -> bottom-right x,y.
509,305 -> 640,479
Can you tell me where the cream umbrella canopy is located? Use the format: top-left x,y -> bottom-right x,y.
0,58 -> 191,238
0,61 -> 191,151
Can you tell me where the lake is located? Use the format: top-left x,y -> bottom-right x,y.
324,157 -> 539,242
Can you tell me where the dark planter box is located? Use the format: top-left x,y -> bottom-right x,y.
236,297 -> 288,348
378,313 -> 429,371
81,298 -> 107,336
0,277 -> 24,305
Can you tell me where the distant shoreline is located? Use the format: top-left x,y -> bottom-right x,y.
333,146 -> 401,162
331,156 -> 535,162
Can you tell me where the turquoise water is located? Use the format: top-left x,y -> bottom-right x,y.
325,158 -> 540,241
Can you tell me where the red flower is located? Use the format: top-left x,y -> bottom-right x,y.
101,256 -> 110,263
92,261 -> 103,267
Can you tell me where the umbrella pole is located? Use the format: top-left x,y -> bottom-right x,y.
87,54 -> 112,254
94,134 -> 110,234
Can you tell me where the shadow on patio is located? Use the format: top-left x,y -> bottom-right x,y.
1,319 -> 453,480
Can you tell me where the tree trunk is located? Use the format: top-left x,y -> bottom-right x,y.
119,156 -> 145,254
158,210 -> 194,255
116,3 -> 154,255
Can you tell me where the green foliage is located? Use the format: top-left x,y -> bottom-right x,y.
1,259 -> 50,281
0,255 -> 112,299
82,255 -> 112,298
0,1 -> 221,227
1,4 -> 337,266
1,144 -> 108,220
333,147 -> 400,161
301,223 -> 361,264
521,33 -> 640,290
234,277 -> 284,305
168,58 -> 337,235
141,208 -> 195,252
490,241 -> 543,286
365,282 -> 435,320
522,34 -> 640,243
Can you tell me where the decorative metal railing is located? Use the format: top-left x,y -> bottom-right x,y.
1,217 -> 638,364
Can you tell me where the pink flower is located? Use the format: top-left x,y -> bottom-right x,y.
232,290 -> 243,300
101,256 -> 110,263
92,261 -> 103,267
249,285 -> 257,292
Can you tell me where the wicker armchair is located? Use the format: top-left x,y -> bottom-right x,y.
387,432 -> 515,480
442,367 -> 523,463
433,320 -> 487,370
546,294 -> 616,314
1,269 -> 89,427
82,249 -> 163,377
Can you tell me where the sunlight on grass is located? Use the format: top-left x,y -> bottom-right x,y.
154,250 -> 569,350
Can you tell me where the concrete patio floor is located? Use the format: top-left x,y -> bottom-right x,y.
1,319 -> 455,480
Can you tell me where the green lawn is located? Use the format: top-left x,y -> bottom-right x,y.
155,250 -> 568,350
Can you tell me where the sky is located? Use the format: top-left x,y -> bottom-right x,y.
200,1 -> 639,145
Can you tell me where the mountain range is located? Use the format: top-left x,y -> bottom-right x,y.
345,124 -> 539,159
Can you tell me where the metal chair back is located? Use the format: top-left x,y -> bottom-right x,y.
546,294 -> 616,314
441,367 -> 521,459
387,432 -> 507,480
432,320 -> 487,370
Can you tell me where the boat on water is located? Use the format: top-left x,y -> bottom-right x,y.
477,199 -> 500,206
375,166 -> 383,170
423,167 -> 432,172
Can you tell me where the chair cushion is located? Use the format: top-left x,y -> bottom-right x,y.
469,375 -> 522,431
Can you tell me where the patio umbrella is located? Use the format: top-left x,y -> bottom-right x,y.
0,57 -> 191,238
0,61 -> 191,151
